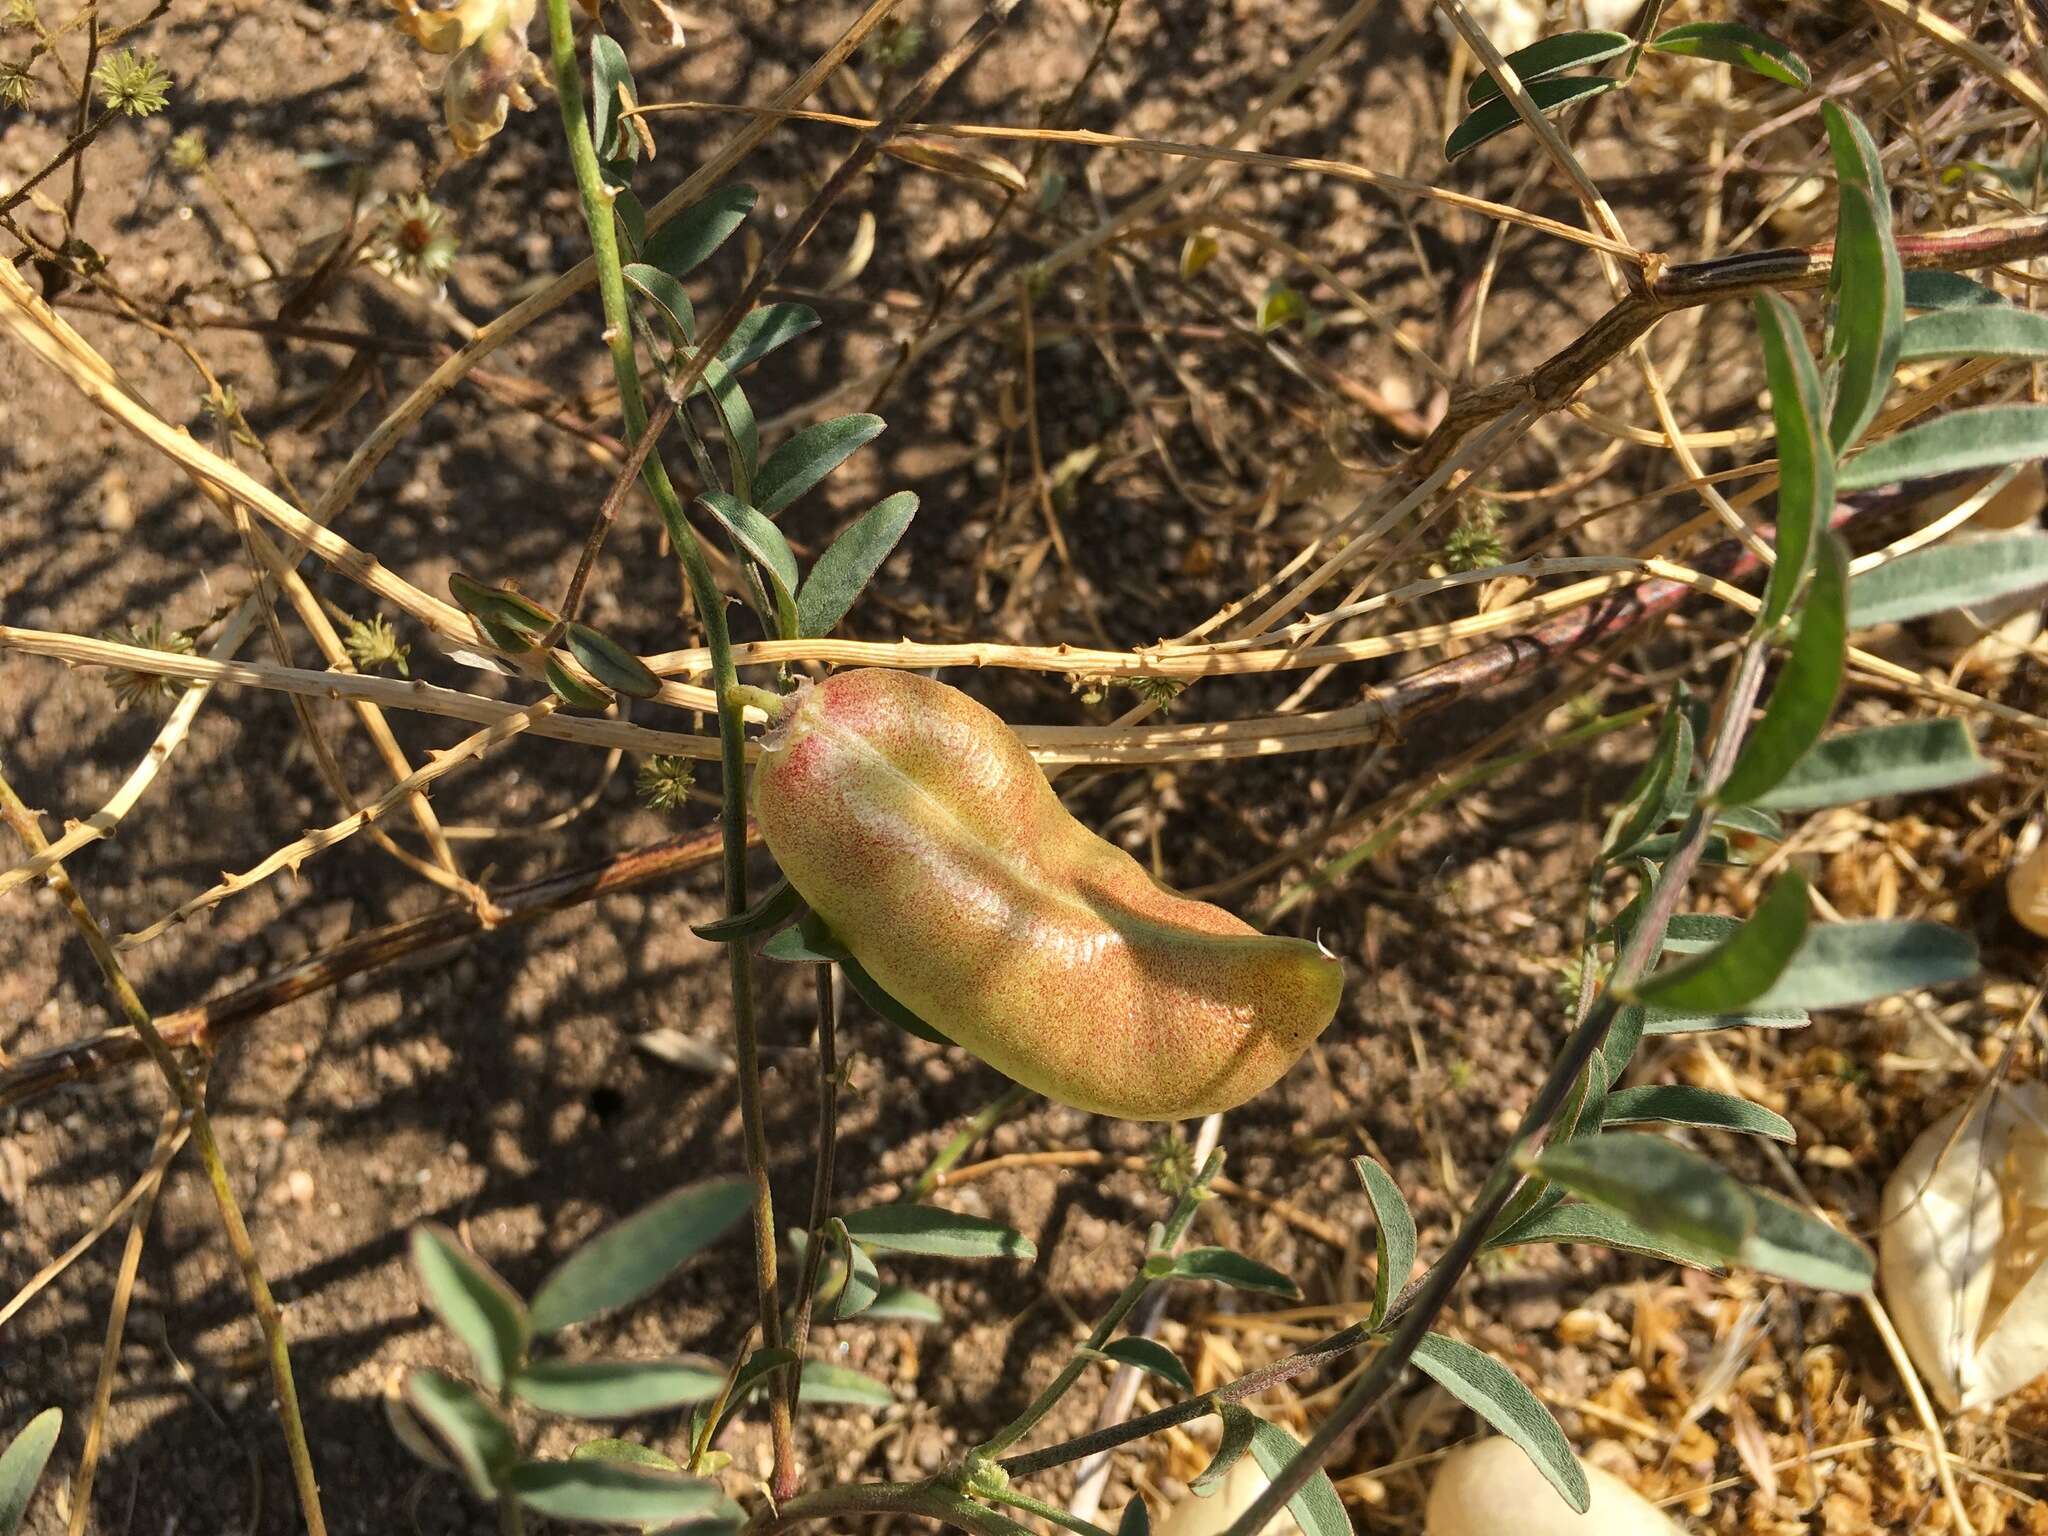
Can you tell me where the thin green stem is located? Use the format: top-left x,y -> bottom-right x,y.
745,1480 -> 1035,1536
0,770 -> 329,1536
1222,641 -> 1777,1536
541,0 -> 791,1488
980,1486 -> 1115,1536
910,1083 -> 1033,1202
975,1150 -> 1221,1458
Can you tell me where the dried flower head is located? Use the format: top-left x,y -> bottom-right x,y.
199,385 -> 261,449
167,128 -> 207,172
442,3 -> 541,157
637,755 -> 696,812
101,619 -> 195,715
1123,675 -> 1186,714
385,0 -> 505,53
1149,1133 -> 1199,1197
93,49 -> 171,116
373,194 -> 459,284
862,16 -> 923,70
1442,501 -> 1506,573
0,61 -> 34,106
343,614 -> 411,676
4,0 -> 37,29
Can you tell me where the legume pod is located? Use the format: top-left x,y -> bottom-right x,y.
750,669 -> 1343,1120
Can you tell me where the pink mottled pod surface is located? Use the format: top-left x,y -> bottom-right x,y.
750,669 -> 1343,1120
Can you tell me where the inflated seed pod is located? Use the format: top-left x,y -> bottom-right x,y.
749,669 -> 1343,1121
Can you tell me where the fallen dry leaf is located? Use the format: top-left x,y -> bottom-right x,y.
1881,1081 -> 2048,1410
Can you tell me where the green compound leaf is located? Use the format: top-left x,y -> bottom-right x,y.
1412,1333 -> 1590,1514
1097,1337 -> 1194,1394
1741,1188 -> 1874,1292
1636,870 -> 1810,1016
1489,1198 -> 1726,1270
1754,719 -> 1991,811
1751,292 -> 1832,628
840,1203 -> 1036,1261
642,184 -> 757,281
1466,31 -> 1631,105
1649,21 -> 1811,88
1898,305 -> 2048,362
1903,271 -> 2006,312
692,876 -> 802,942
1601,1084 -> 1795,1142
1445,75 -> 1617,162
0,1409 -> 61,1536
504,1459 -> 737,1527
797,1360 -> 894,1406
1826,184 -> 1902,453
544,655 -> 614,710
826,1220 -> 882,1321
1536,1133 -> 1756,1260
1718,532 -> 1849,807
1604,698 -> 1694,860
721,302 -> 821,373
866,1285 -> 944,1324
513,1356 -> 727,1419
698,490 -> 799,637
563,622 -> 660,700
409,1224 -> 529,1392
1352,1154 -> 1416,1330
753,414 -> 887,517
1190,1405 -> 1259,1495
1754,919 -> 1978,1010
797,490 -> 920,638
1839,405 -> 2048,492
529,1178 -> 752,1336
1167,1247 -> 1300,1298
623,261 -> 696,343
407,1369 -> 517,1498
1241,1415 -> 1352,1536
1851,533 -> 2048,628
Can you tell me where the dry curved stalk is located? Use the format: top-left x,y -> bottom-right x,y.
0,1108 -> 189,1332
622,101 -> 1642,258
117,698 -> 559,948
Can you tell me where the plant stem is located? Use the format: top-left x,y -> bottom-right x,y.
781,962 -> 841,1478
910,1083 -> 1033,1201
980,1486 -> 1114,1536
1220,640 -> 1777,1536
974,1151 -> 1221,1459
0,108 -> 112,217
0,771 -> 329,1536
541,0 -> 793,1487
996,1325 -> 1370,1479
745,1480 -> 1036,1536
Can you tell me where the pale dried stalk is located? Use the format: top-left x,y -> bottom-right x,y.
67,1102 -> 179,1536
0,625 -> 1402,766
307,0 -> 911,534
118,699 -> 559,948
623,101 -> 1640,259
0,1111 -> 191,1331
1432,0 -> 1631,251
0,602 -> 262,897
0,259 -> 469,639
1859,0 -> 2048,127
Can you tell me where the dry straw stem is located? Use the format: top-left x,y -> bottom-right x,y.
116,697 -> 560,948
65,1102 -> 179,1536
0,772 -> 330,1536
622,102 -> 1639,258
1,825 -> 733,1112
0,0 -> 908,894
0,1107 -> 190,1330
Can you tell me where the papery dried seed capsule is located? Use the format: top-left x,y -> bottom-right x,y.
749,669 -> 1343,1121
